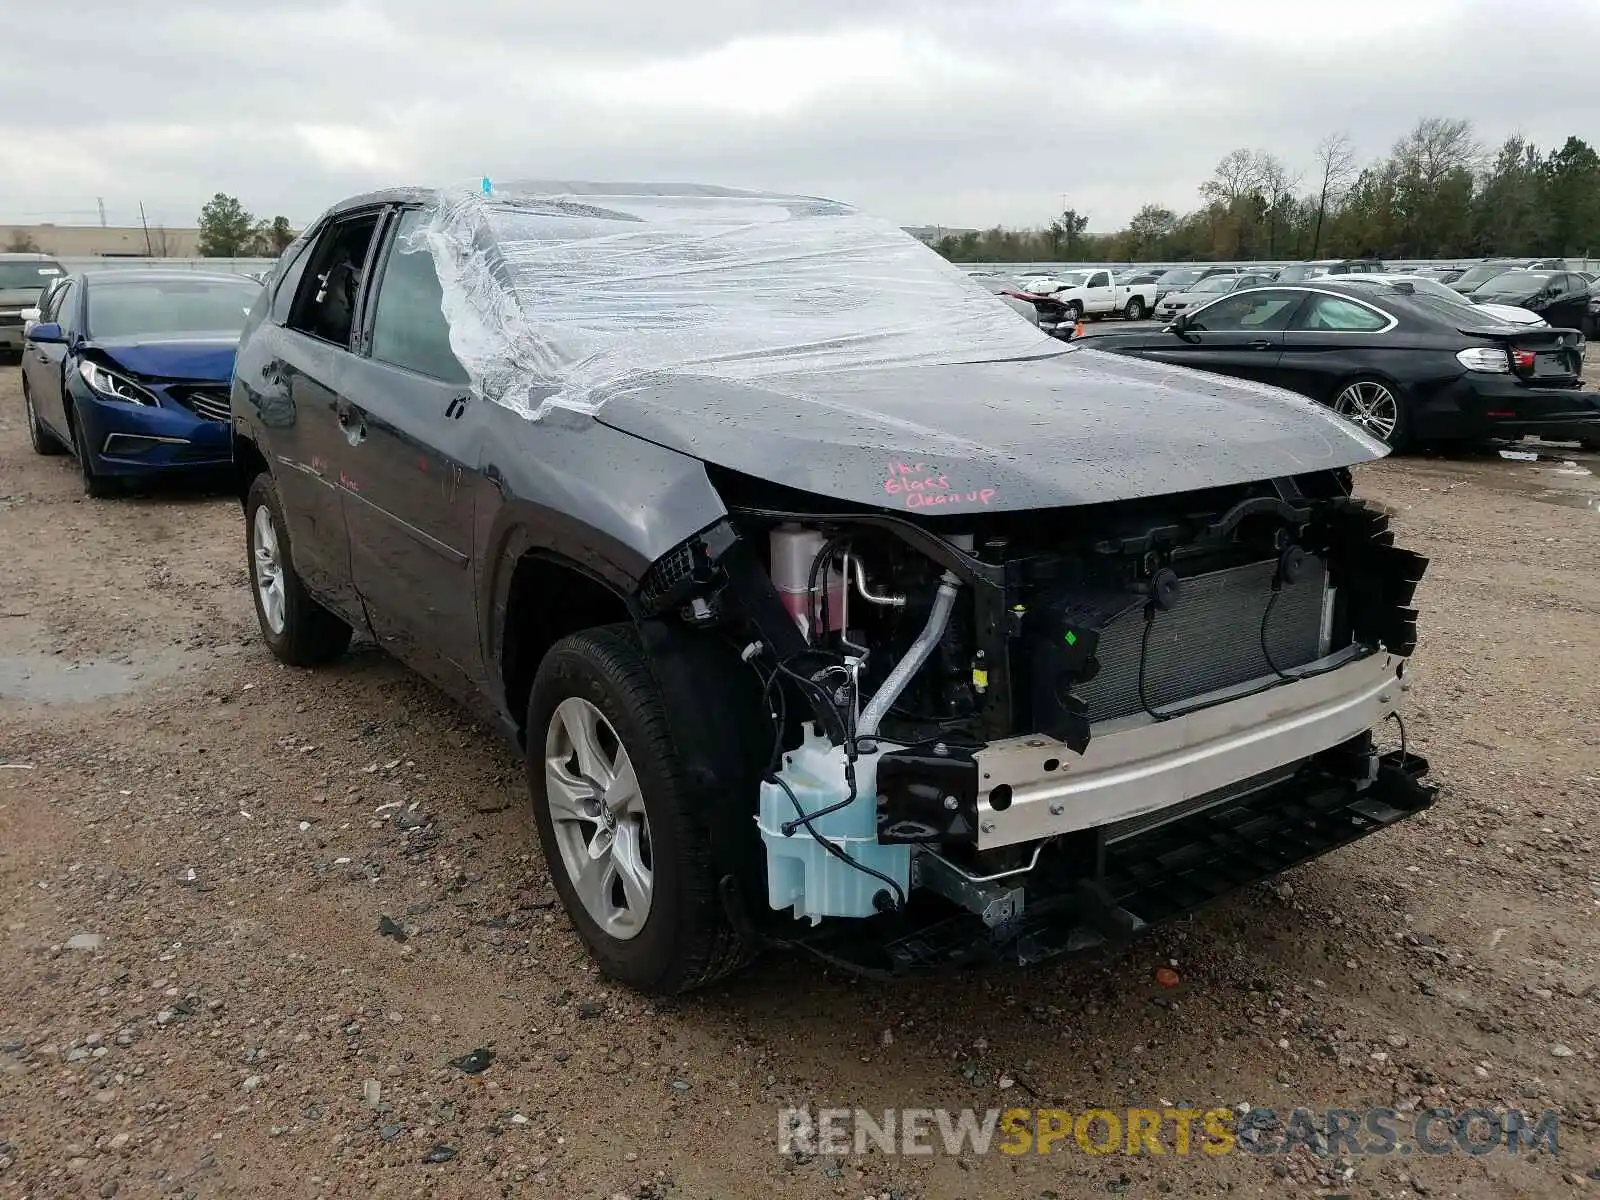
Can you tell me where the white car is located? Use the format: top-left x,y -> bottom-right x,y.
1337,273 -> 1548,327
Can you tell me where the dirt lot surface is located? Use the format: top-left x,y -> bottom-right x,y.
1,362 -> 1598,1200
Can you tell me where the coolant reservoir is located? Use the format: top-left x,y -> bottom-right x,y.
757,730 -> 911,924
769,523 -> 844,639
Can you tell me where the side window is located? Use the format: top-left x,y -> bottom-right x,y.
1188,288 -> 1303,333
269,232 -> 319,325
367,209 -> 469,386
41,281 -> 66,321
1088,271 -> 1110,288
285,210 -> 383,348
1290,294 -> 1390,333
51,282 -> 76,331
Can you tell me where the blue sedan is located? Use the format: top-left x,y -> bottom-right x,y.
20,270 -> 261,495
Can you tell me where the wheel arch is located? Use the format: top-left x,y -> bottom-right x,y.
232,431 -> 270,506
495,543 -> 639,746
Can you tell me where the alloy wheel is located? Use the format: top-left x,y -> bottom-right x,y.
544,696 -> 653,941
1332,380 -> 1400,443
251,505 -> 287,635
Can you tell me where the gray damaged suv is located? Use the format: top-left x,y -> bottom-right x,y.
230,182 -> 1437,994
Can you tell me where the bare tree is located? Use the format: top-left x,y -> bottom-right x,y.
1310,133 -> 1357,256
1392,116 -> 1481,185
5,229 -> 41,253
1256,153 -> 1302,257
147,225 -> 174,257
1390,118 -> 1481,255
1200,148 -> 1266,207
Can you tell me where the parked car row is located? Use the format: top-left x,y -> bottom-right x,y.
13,183 -> 1445,996
1002,256 -> 1597,337
1087,278 -> 1598,451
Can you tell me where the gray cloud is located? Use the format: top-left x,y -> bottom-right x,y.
1,0 -> 1594,231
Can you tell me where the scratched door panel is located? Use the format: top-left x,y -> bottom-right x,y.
339,356 -> 484,698
242,324 -> 364,620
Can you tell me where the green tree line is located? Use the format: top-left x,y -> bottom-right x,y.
196,193 -> 298,257
933,118 -> 1600,265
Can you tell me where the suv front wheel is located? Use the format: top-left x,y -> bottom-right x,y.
526,625 -> 754,994
245,473 -> 353,666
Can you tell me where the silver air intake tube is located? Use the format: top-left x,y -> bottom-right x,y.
857,571 -> 961,739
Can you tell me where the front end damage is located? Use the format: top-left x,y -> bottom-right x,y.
634,467 -> 1435,977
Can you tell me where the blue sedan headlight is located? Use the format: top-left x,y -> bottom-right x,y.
78,360 -> 160,406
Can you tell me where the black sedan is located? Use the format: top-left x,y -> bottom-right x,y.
1085,281 -> 1596,450
1468,269 -> 1590,330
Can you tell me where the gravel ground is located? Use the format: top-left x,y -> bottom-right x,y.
1,362 -> 1598,1200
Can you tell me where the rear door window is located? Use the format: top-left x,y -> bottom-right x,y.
366,209 -> 469,386
1289,294 -> 1391,333
285,210 -> 385,349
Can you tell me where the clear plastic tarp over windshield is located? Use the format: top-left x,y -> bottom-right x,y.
411,182 -> 1060,420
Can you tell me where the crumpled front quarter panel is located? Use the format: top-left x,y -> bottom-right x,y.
479,406 -> 730,589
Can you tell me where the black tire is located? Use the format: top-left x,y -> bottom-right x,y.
527,624 -> 756,994
1329,374 -> 1411,452
1123,297 -> 1147,321
244,472 -> 352,667
68,400 -> 118,497
22,376 -> 65,456
1063,301 -> 1083,322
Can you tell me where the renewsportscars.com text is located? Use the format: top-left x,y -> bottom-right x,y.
779,1106 -> 1560,1158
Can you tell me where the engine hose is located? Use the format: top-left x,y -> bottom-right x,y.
857,571 -> 961,738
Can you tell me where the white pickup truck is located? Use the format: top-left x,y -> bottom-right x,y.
1021,268 -> 1158,326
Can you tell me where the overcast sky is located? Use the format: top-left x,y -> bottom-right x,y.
2,0 -> 1595,232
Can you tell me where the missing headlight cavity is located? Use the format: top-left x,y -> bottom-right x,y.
644,468 -> 1432,956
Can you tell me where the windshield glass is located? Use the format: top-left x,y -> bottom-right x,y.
1399,277 -> 1465,302
1391,291 -> 1497,324
1192,276 -> 1237,293
1161,268 -> 1205,288
0,261 -> 64,289
87,277 -> 260,338
1477,271 -> 1549,296
1455,264 -> 1521,288
1349,276 -> 1470,306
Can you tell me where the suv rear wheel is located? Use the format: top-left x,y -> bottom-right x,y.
527,625 -> 754,994
245,473 -> 352,666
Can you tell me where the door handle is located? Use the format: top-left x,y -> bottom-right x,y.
1247,339 -> 1274,350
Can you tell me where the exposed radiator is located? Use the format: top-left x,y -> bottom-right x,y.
1071,557 -> 1329,722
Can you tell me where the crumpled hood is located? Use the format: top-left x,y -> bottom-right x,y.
594,347 -> 1387,513
91,334 -> 239,382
